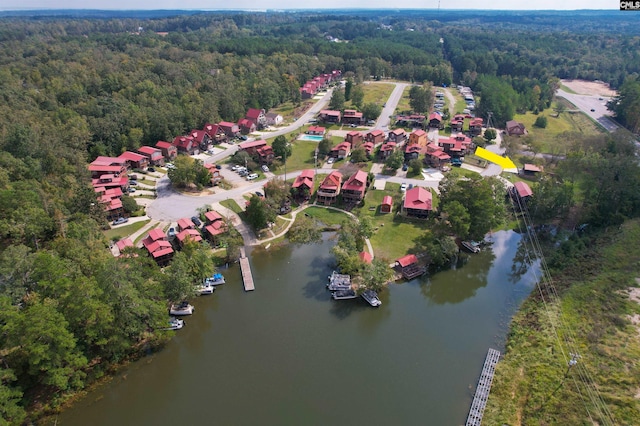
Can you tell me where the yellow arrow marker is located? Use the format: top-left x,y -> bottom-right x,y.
474,147 -> 517,170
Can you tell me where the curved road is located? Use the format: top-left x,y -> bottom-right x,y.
555,88 -> 618,132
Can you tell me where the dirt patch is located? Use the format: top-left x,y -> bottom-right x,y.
561,79 -> 617,97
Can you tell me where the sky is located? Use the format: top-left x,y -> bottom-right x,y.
0,0 -> 618,11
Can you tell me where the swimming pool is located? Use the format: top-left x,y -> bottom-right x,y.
298,134 -> 324,141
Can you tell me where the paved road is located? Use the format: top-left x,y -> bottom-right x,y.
374,81 -> 411,130
555,88 -> 619,132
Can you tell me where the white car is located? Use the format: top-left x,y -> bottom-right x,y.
166,163 -> 176,170
261,165 -> 270,173
327,157 -> 335,164
246,173 -> 259,181
400,183 -> 407,192
231,165 -> 239,171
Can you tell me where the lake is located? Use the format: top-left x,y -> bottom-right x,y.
57,230 -> 536,426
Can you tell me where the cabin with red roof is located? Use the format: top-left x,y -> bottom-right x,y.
424,143 -> 451,168
172,135 -> 198,155
238,118 -> 256,135
378,141 -> 397,160
317,171 -> 342,205
245,108 -> 266,128
342,170 -> 368,204
307,126 -> 326,136
450,115 -> 464,132
218,121 -> 239,137
403,187 -> 432,219
137,146 -> 165,166
469,118 -> 484,136
204,163 -> 222,185
510,181 -> 533,205
97,186 -> 125,220
438,134 -> 472,158
189,129 -> 212,150
365,129 -> 385,145
177,217 -> 195,232
239,139 -> 273,164
404,144 -> 425,162
345,131 -> 364,147
428,113 -> 444,129
203,123 -> 227,145
155,141 -> 178,161
118,151 -> 149,170
359,251 -> 373,264
176,228 -> 203,245
88,156 -> 127,178
408,129 -> 428,148
142,228 -> 174,265
362,142 -> 374,158
343,109 -> 363,125
395,253 -> 426,280
203,210 -> 227,245
381,195 -> 393,214
319,110 -> 341,124
521,163 -> 542,177
292,169 -> 315,200
115,238 -> 134,256
330,141 -> 351,160
387,128 -> 407,144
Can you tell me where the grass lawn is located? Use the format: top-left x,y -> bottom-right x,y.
395,85 -> 413,114
559,84 -> 578,94
283,140 -> 318,173
303,206 -> 352,227
362,82 -> 394,106
103,219 -> 150,242
220,199 -> 243,214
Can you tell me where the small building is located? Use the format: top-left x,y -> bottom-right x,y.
424,145 -> 451,168
256,145 -> 275,165
428,113 -> 443,129
115,238 -> 134,256
469,118 -> 484,136
265,112 -> 283,126
402,187 -> 432,219
378,141 -> 397,160
176,217 -> 195,232
292,169 -> 315,200
238,139 -> 268,157
218,121 -> 240,137
381,195 -> 393,214
404,144 -> 425,162
395,254 -> 426,280
172,135 -> 198,155
204,163 -> 222,185
345,130 -> 364,147
204,210 -> 227,245
365,129 -> 385,145
307,126 -> 326,136
343,109 -> 363,125
521,163 -> 542,176
142,228 -> 174,265
237,118 -> 256,135
438,134 -> 472,158
506,120 -> 527,136
511,181 -> 533,204
359,251 -> 373,264
203,123 -> 227,145
137,146 -> 165,166
317,171 -> 342,205
155,141 -> 178,161
190,129 -> 212,150
387,128 -> 407,144
319,109 -> 341,124
176,228 -> 203,245
450,117 -> 464,132
245,108 -> 266,129
362,141 -> 375,158
118,151 -> 149,170
330,141 -> 351,160
341,170 -> 368,204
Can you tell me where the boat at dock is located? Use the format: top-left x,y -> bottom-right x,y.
361,289 -> 382,307
327,271 -> 352,291
205,273 -> 225,286
169,301 -> 195,316
461,241 -> 481,253
331,289 -> 358,300
164,317 -> 185,330
196,281 -> 215,295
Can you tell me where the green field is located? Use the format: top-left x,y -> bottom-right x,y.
220,199 -> 243,214
103,219 -> 150,242
303,205 -> 352,226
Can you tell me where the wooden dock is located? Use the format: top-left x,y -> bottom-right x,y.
239,247 -> 254,291
466,348 -> 501,426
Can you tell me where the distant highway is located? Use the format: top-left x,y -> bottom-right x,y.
555,89 -> 619,133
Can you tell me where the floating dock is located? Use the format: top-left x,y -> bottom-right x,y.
239,247 -> 254,291
466,348 -> 501,426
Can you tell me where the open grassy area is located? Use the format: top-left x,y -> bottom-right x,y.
362,82 -> 394,105
282,140 -> 318,173
103,219 -> 150,242
395,85 -> 413,114
220,198 -> 243,214
303,206 -> 352,227
483,219 -> 640,425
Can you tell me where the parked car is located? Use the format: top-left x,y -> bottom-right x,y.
400,182 -> 407,192
166,163 -> 176,170
239,170 -> 249,177
261,165 -> 270,173
231,164 -> 240,171
130,180 -> 138,186
246,173 -> 259,181
402,163 -> 408,171
112,217 -> 128,226
451,158 -> 463,167
327,157 -> 335,164
255,191 -> 264,198
168,227 -> 176,237
147,167 -> 155,172
191,216 -> 202,227
215,164 -> 222,170
590,108 -> 595,112
129,174 -> 138,180
128,188 -> 136,193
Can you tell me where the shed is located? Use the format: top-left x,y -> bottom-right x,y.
381,195 -> 393,214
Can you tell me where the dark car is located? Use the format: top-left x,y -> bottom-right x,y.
402,163 -> 408,171
590,108 -> 595,112
130,180 -> 138,186
451,158 -> 463,167
255,191 -> 264,198
191,216 -> 202,227
168,227 -> 176,237
215,164 -> 222,170
148,167 -> 156,172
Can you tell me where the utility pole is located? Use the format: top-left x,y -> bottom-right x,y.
314,147 -> 318,176
564,352 -> 580,378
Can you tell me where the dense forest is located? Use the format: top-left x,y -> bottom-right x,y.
0,9 -> 639,423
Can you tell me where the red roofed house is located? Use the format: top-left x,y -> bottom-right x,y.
292,169 -> 315,200
142,228 -> 174,265
428,113 -> 443,129
97,187 -> 124,220
381,195 -> 393,214
91,173 -> 129,193
204,163 -> 222,185
245,108 -> 266,129
521,163 -> 542,177
176,228 -> 203,245
330,141 -> 351,160
256,145 -> 275,165
342,170 -> 368,204
469,118 -> 484,136
451,115 -> 464,132
362,141 -> 374,158
408,129 -> 428,148
438,134 -> 472,158
239,139 -> 275,164
176,217 -> 195,232
204,213 -> 227,245
424,143 -> 451,168
203,123 -> 227,145
317,171 -> 342,205
404,144 -> 425,162
378,141 -> 397,160
118,151 -> 149,170
395,253 -> 425,280
190,129 -> 212,150
511,181 -> 533,203
319,110 -> 341,124
345,131 -> 364,147
88,156 -> 127,178
359,251 -> 373,264
387,128 -> 407,144
307,126 -> 326,136
115,238 -> 134,256
402,187 -> 432,219
137,146 -> 165,166
238,139 -> 267,156
172,135 -> 198,155
237,118 -> 256,135
155,141 -> 178,161
343,109 -> 363,125
218,121 -> 239,137
365,129 -> 385,145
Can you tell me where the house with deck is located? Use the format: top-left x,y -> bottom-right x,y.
88,156 -> 127,179
155,141 -> 178,161
118,151 -> 149,170
438,134 -> 472,158
387,128 -> 407,144
365,129 -> 385,145
172,135 -> 198,155
330,141 -> 351,160
510,181 -> 534,205
520,163 -> 542,177
319,109 -> 341,124
190,129 -> 212,150
396,114 -> 425,128
204,210 -> 227,245
237,118 -> 256,135
378,141 -> 397,160
428,113 -> 444,129
137,146 -> 165,166
402,187 -> 432,219
218,121 -> 239,138
506,120 -> 527,136
203,123 -> 227,145
424,143 -> 451,168
469,118 -> 484,136
404,143 -> 425,162
307,126 -> 326,136
317,171 -> 342,205
345,130 -> 364,147
343,109 -> 364,125
204,163 -> 222,185
408,129 -> 428,148
341,170 -> 368,204
395,254 -> 426,280
245,108 -> 266,129
292,169 -> 315,200
265,112 -> 283,127
142,228 -> 174,265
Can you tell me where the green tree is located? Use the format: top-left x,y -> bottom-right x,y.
245,195 -> 274,231
611,76 -> 640,133
329,89 -> 345,111
361,258 -> 394,292
0,364 -> 26,426
484,128 -> 497,142
351,86 -> 365,109
287,214 -> 322,244
361,103 -> 382,122
272,135 -> 292,160
442,200 -> 471,238
344,78 -> 353,101
318,137 -> 333,156
121,195 -> 139,214
409,158 -> 423,176
534,115 -> 548,128
409,84 -> 434,113
385,149 -> 404,171
350,147 -> 368,163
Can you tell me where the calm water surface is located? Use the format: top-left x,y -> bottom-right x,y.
58,230 -> 536,426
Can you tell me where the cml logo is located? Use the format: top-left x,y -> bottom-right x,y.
620,1 -> 640,9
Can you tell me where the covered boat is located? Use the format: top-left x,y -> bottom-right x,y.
331,289 -> 358,300
361,289 -> 382,307
169,301 -> 195,316
205,273 -> 226,286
